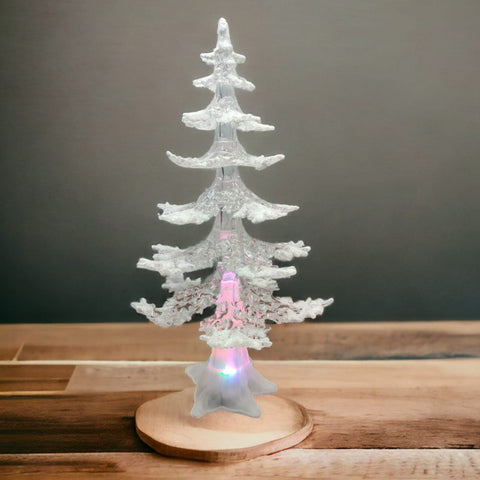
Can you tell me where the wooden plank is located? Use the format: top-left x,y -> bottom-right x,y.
1,450 -> 480,479
295,387 -> 480,449
66,359 -> 479,392
67,359 -> 480,450
0,321 -> 477,361
0,365 -> 74,392
0,391 -> 159,454
253,320 -> 480,361
13,323 -> 209,362
67,363 -> 192,392
1,360 -> 478,453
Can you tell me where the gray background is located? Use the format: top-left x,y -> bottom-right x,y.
1,0 -> 479,323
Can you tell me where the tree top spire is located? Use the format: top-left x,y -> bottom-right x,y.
200,18 -> 246,66
216,18 -> 231,49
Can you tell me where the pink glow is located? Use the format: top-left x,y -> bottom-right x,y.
208,347 -> 251,376
219,230 -> 232,240
219,271 -> 240,301
201,272 -> 246,330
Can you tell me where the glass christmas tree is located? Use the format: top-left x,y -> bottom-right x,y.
132,18 -> 333,418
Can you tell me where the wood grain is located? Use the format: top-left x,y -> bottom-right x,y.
1,322 -> 479,478
0,365 -> 74,392
67,363 -> 192,392
0,391 -> 160,454
1,450 -> 480,479
66,358 -> 479,392
1,359 -> 478,453
0,321 -> 476,361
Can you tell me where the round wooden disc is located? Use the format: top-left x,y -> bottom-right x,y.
135,387 -> 313,462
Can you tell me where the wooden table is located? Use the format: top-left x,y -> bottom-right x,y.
0,321 -> 479,479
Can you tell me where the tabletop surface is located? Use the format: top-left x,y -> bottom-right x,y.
0,320 -> 479,479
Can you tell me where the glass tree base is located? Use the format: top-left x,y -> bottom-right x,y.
185,347 -> 277,418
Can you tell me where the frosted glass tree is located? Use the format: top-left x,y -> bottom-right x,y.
132,18 -> 333,418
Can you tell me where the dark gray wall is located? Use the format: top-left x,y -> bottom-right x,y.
1,0 -> 479,323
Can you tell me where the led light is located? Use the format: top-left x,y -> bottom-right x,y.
220,365 -> 237,376
208,346 -> 251,378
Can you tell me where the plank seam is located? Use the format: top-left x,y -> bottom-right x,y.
11,342 -> 25,361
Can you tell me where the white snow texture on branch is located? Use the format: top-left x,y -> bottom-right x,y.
166,143 -> 284,170
157,170 -> 298,225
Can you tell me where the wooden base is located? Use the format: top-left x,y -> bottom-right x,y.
135,387 -> 313,462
